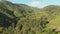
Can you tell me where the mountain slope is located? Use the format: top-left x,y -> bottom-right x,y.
0,1 -> 60,34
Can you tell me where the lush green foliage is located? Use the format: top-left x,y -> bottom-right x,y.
0,0 -> 60,34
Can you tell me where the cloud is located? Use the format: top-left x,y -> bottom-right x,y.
29,1 -> 40,7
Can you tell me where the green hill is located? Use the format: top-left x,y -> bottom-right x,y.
0,0 -> 60,34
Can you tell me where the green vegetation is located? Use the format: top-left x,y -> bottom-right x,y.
0,0 -> 60,34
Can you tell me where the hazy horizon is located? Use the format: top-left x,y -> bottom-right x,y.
7,0 -> 60,8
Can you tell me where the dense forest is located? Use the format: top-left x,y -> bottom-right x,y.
0,0 -> 60,34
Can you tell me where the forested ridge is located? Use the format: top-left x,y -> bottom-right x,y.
0,0 -> 60,34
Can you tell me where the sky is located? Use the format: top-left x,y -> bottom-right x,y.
7,0 -> 60,8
